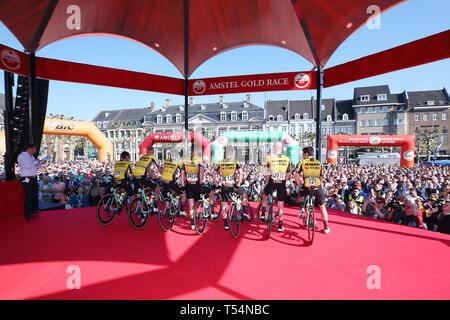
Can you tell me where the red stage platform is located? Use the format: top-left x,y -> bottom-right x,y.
0,204 -> 448,300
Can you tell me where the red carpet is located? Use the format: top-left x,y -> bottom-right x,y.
0,203 -> 449,300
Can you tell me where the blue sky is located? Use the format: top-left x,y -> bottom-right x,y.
0,0 -> 449,121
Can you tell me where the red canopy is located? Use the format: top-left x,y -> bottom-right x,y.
0,0 -> 405,77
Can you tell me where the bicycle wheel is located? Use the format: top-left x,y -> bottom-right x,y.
158,198 -> 175,232
193,200 -> 207,234
97,194 -> 117,225
307,204 -> 315,245
228,202 -> 240,239
267,203 -> 274,237
128,198 -> 149,229
243,203 -> 254,223
210,193 -> 221,221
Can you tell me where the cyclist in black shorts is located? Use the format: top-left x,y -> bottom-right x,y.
294,146 -> 330,234
113,151 -> 134,202
261,141 -> 291,232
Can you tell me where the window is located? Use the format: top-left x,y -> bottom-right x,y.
166,114 -> 172,123
414,114 -> 420,121
342,113 -> 348,121
290,125 -> 295,134
375,119 -> 381,126
303,113 -> 309,120
395,118 -> 405,125
432,113 -> 438,121
242,111 -> 248,121
360,120 -> 366,126
299,124 -> 304,133
443,113 -> 448,121
268,115 -> 274,121
321,128 -> 326,135
328,127 -> 334,135
308,124 -> 313,132
360,95 -> 370,102
382,106 -> 388,112
157,115 -> 162,124
220,112 -> 226,121
375,107 -> 381,113
442,133 -> 448,142
367,107 -> 373,113
176,114 -> 181,123
427,100 -> 435,105
368,120 -> 373,126
423,114 -> 429,121
360,108 -> 366,114
276,115 -> 283,121
326,115 -> 332,122
295,113 -> 300,120
377,94 -> 387,101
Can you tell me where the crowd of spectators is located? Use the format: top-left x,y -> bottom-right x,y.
1,159 -> 449,234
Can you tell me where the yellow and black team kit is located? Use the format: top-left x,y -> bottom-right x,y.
296,157 -> 326,206
182,156 -> 203,200
132,154 -> 158,189
161,158 -> 182,195
263,154 -> 291,202
113,160 -> 133,195
216,158 -> 244,202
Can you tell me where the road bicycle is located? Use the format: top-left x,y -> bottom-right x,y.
228,190 -> 254,239
256,190 -> 278,237
128,187 -> 163,229
157,189 -> 184,232
193,185 -> 221,234
96,186 -> 130,225
302,193 -> 317,245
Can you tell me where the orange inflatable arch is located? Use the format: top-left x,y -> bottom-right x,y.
42,118 -> 113,162
326,135 -> 415,167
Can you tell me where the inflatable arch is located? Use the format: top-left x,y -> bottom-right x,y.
326,135 -> 415,167
212,131 -> 300,164
0,119 -> 113,162
43,118 -> 113,162
139,132 -> 212,162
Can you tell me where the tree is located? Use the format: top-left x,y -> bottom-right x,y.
415,128 -> 440,162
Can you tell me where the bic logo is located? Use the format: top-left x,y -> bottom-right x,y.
55,124 -> 75,131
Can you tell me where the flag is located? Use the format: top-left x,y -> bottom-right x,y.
433,143 -> 443,160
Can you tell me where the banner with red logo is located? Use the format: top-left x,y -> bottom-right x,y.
189,71 -> 316,96
326,135 -> 415,167
0,44 -> 29,76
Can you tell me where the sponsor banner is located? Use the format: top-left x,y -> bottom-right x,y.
0,44 -> 29,76
151,133 -> 185,144
189,71 -> 316,96
45,120 -> 77,132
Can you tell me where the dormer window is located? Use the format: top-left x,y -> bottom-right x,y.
179,106 -> 184,111
222,104 -> 228,109
105,112 -> 110,118
176,114 -> 181,123
377,94 -> 387,101
277,115 -> 283,121
326,115 -> 332,122
243,102 -> 249,108
427,100 -> 435,105
303,113 -> 309,120
166,114 -> 172,123
268,115 -> 274,121
242,111 -> 248,121
157,115 -> 162,124
360,95 -> 370,102
342,113 -> 348,121
200,105 -> 206,110
295,113 -> 300,120
220,112 -> 226,121
231,111 -> 237,121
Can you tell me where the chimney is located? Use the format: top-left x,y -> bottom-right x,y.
189,97 -> 195,105
165,99 -> 172,107
246,94 -> 251,103
150,102 -> 156,112
219,96 -> 224,104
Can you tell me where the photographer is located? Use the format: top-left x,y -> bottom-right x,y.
362,196 -> 389,220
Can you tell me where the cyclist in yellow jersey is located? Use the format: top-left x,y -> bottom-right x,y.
294,146 -> 330,234
132,146 -> 161,211
213,146 -> 248,230
113,151 -> 134,199
181,145 -> 205,230
261,141 -> 291,232
154,149 -> 185,216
